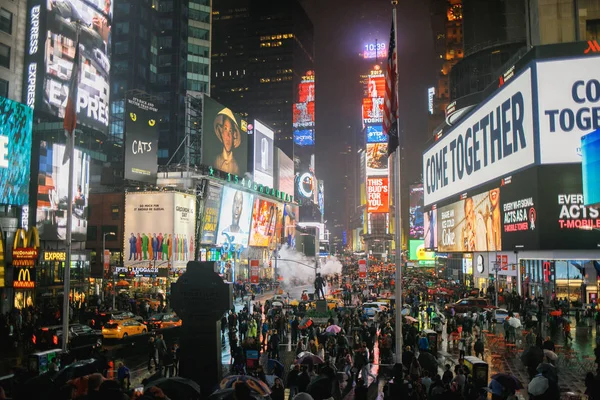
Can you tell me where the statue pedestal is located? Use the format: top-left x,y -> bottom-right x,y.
315,299 -> 327,313
171,261 -> 233,396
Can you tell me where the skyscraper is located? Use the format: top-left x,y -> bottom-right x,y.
211,0 -> 314,158
110,0 -> 211,167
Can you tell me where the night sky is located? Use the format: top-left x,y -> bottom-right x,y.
302,0 -> 436,233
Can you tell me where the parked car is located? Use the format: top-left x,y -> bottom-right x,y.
33,324 -> 103,351
102,319 -> 148,340
144,313 -> 182,330
445,297 -> 496,313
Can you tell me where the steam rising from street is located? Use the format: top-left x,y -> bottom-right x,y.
276,245 -> 342,288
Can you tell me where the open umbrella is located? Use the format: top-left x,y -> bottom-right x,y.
208,388 -> 264,400
507,317 -> 522,328
296,351 -> 316,359
116,280 -> 129,287
295,354 -> 324,365
401,308 -> 411,316
404,316 -> 418,323
490,373 -> 523,391
145,377 -> 201,399
267,359 -> 284,376
299,317 -> 313,330
326,325 -> 342,334
219,375 -> 271,396
537,363 -> 559,384
543,349 -> 558,361
549,309 -> 562,317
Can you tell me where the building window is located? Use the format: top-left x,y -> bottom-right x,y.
87,226 -> 98,241
189,9 -> 210,23
587,19 -> 600,41
116,22 -> 129,35
158,36 -> 172,48
0,78 -> 7,98
114,41 -> 129,55
0,8 -> 12,34
188,43 -> 209,57
189,27 -> 209,40
0,44 -> 9,68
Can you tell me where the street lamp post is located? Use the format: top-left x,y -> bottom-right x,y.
103,232 -> 116,309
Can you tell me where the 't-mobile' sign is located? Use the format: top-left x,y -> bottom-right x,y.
423,69 -> 535,206
537,56 -> 600,164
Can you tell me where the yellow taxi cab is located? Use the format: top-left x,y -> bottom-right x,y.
102,319 -> 147,339
310,298 -> 342,310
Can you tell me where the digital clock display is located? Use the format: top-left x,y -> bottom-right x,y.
363,43 -> 387,59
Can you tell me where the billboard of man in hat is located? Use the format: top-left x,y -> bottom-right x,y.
213,107 -> 242,175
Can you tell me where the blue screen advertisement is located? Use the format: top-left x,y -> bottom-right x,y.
0,96 -> 33,206
294,129 -> 314,146
582,128 -> 600,206
366,125 -> 386,143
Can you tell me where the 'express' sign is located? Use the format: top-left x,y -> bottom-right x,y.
423,69 -> 535,206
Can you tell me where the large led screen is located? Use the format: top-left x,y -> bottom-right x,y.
124,95 -> 159,183
537,164 -> 600,250
199,183 -> 223,245
366,125 -> 386,144
277,148 -> 294,196
409,184 -> 424,239
123,192 -> 196,268
37,141 -> 90,241
249,198 -> 277,247
202,96 -> 248,176
500,168 -> 540,251
367,177 -> 389,213
293,129 -> 314,147
423,208 -> 437,250
216,187 -> 254,247
362,97 -> 384,125
437,188 -> 502,252
298,81 -> 315,103
582,128 -> 600,206
292,102 -> 315,128
366,75 -> 385,98
27,0 -> 112,133
0,97 -> 33,206
366,143 -> 388,176
253,120 -> 274,188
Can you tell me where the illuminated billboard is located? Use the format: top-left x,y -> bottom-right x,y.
36,141 -> 90,241
293,102 -> 315,128
363,43 -> 387,59
437,188 -> 502,252
24,0 -> 113,133
249,198 -> 277,247
366,125 -> 386,144
216,187 -> 254,247
367,177 -> 389,213
253,120 -> 274,187
202,96 -> 248,176
277,148 -> 294,196
366,75 -> 385,98
366,143 -> 388,176
294,129 -> 314,146
123,192 -> 196,269
409,184 -> 424,239
409,240 -> 435,263
362,97 -> 384,125
298,81 -> 315,103
124,95 -> 159,183
423,208 -> 437,250
199,183 -> 223,245
0,97 -> 33,206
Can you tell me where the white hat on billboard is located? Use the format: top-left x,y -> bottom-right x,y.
214,108 -> 241,149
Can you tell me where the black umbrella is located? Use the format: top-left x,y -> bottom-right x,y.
207,388 -> 264,400
144,376 -> 201,400
537,363 -> 559,384
306,375 -> 333,400
521,346 -> 544,367
418,352 -> 438,376
490,373 -> 523,391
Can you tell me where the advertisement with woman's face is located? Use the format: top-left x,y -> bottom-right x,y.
216,187 -> 254,247
437,188 -> 502,252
